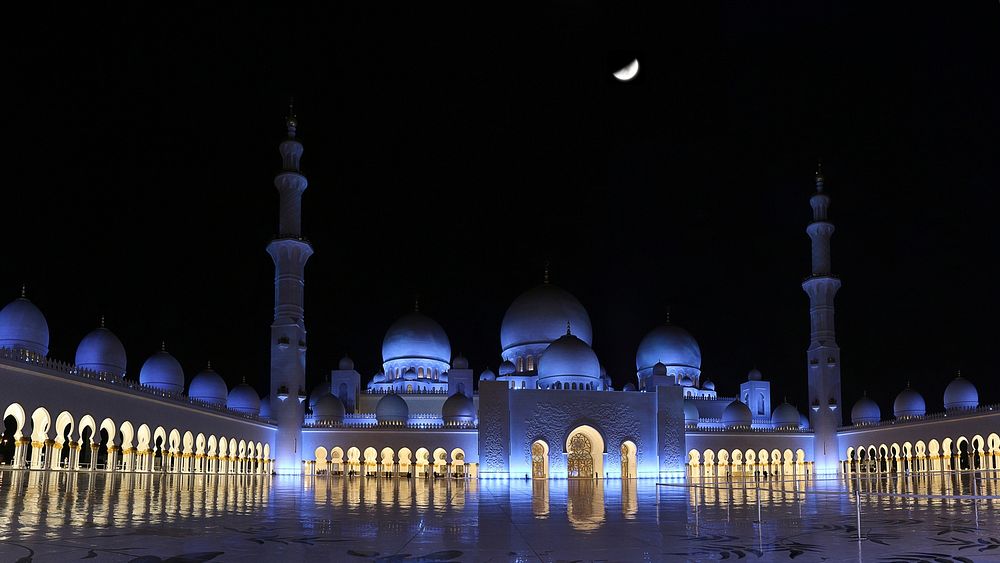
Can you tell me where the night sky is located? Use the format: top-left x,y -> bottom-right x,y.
6,3 -> 997,417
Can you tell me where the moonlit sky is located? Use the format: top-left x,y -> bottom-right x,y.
4,3 -> 997,416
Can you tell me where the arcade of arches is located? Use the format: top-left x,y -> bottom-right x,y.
687,448 -> 810,478
1,402 -> 272,475
309,446 -> 474,479
845,433 -> 1000,474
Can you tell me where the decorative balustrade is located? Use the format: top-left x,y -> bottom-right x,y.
839,403 -> 999,431
0,347 -> 271,424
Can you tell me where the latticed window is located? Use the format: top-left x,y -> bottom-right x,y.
567,433 -> 593,478
532,442 -> 546,478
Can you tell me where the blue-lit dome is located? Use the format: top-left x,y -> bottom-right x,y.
850,394 -> 880,425
701,379 -> 715,391
652,361 -> 667,376
188,365 -> 228,405
893,386 -> 926,419
139,349 -> 184,393
373,370 -> 387,384
310,380 -> 331,408
75,326 -> 126,376
338,355 -> 355,370
635,323 -> 701,374
683,399 -> 700,425
499,360 -> 516,376
479,368 -> 495,381
382,312 -> 451,365
452,355 -> 469,369
227,380 -> 261,416
747,368 -> 763,381
314,393 -> 345,422
944,375 -> 978,410
771,401 -> 801,429
799,413 -> 810,430
722,400 -> 752,429
402,367 -> 418,381
0,297 -> 49,356
376,393 -> 409,424
536,331 -> 600,381
259,395 -> 271,418
442,392 -> 475,425
501,283 -> 593,353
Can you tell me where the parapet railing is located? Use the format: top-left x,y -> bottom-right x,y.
0,347 -> 272,424
364,388 -> 450,395
303,419 -> 476,430
839,403 -> 1000,430
690,418 -> 811,433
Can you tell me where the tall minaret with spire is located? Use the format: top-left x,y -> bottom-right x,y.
267,102 -> 313,474
802,163 -> 843,474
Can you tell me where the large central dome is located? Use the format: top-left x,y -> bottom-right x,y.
501,283 -> 592,354
382,312 -> 451,364
636,323 -> 701,374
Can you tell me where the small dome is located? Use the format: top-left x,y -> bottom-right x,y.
314,393 -> 345,422
402,367 -> 418,381
373,371 -> 387,384
382,312 -> 451,365
442,392 -> 475,424
139,349 -> 185,393
850,394 -> 881,425
722,400 -> 752,429
188,365 -> 228,405
635,323 -> 701,373
944,375 -> 978,410
499,360 -> 516,376
678,373 -> 694,387
479,368 -> 495,381
652,361 -> 667,376
0,297 -> 50,356
309,380 -> 331,407
259,395 -> 271,418
623,382 -> 636,391
893,386 -> 926,419
501,283 -> 593,352
376,393 -> 409,424
537,331 -> 601,381
799,413 -> 810,430
452,355 -> 469,369
227,380 -> 261,416
748,368 -> 762,381
701,378 -> 715,391
683,399 -> 700,425
338,355 -> 355,370
771,402 -> 801,429
75,326 -> 126,376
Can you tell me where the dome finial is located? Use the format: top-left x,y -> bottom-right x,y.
544,261 -> 550,284
956,369 -> 962,378
20,284 -> 26,298
242,375 -> 247,384
161,340 -> 166,351
815,158 -> 824,193
286,97 -> 297,138
665,305 -> 671,324
207,360 -> 212,370
566,321 -> 572,335
413,295 -> 420,312
99,315 -> 105,328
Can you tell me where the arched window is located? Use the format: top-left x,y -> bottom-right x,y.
418,367 -> 424,379
757,394 -> 765,415
407,384 -> 413,393
517,357 -> 524,372
457,382 -> 465,395
520,381 -> 526,389
527,356 -> 535,371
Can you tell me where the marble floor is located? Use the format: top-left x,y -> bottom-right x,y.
0,469 -> 998,562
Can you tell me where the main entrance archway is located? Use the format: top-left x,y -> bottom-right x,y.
565,425 -> 604,478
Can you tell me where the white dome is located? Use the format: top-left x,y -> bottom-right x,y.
338,355 -> 355,370
701,378 -> 715,391
748,368 -> 763,381
536,331 -> 600,381
722,400 -> 752,429
452,355 -> 469,369
771,402 -> 800,429
382,312 -> 451,365
0,297 -> 50,356
314,394 -> 345,422
188,366 -> 228,406
479,368 -> 495,381
227,381 -> 261,416
635,323 -> 701,374
893,386 -> 926,419
402,367 -> 418,381
75,326 -> 126,376
373,371 -> 387,384
139,349 -> 185,393
501,283 -> 593,353
309,380 -> 331,407
850,394 -> 881,425
376,393 -> 409,424
683,399 -> 700,425
499,360 -> 516,376
944,375 -> 978,410
442,392 -> 475,424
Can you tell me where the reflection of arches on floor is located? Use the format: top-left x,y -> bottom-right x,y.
533,440 -> 550,478
621,441 -> 637,479
566,425 -> 604,479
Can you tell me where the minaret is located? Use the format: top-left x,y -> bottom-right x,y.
802,164 -> 843,474
267,103 -> 313,474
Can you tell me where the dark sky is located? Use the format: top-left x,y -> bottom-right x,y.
5,3 -> 997,418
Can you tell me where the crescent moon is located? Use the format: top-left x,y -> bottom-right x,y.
613,59 -> 639,81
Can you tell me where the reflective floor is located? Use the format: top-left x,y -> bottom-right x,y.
0,469 -> 998,562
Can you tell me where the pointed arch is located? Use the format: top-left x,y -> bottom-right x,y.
3,403 -> 26,440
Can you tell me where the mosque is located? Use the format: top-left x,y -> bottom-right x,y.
0,112 -> 996,481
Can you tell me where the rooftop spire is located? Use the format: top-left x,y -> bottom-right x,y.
815,159 -> 824,193
566,321 -> 572,335
161,341 -> 166,351
543,261 -> 550,284
20,284 -> 25,298
207,360 -> 212,370
286,97 -> 298,139
665,305 -> 671,323
100,315 -> 105,328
